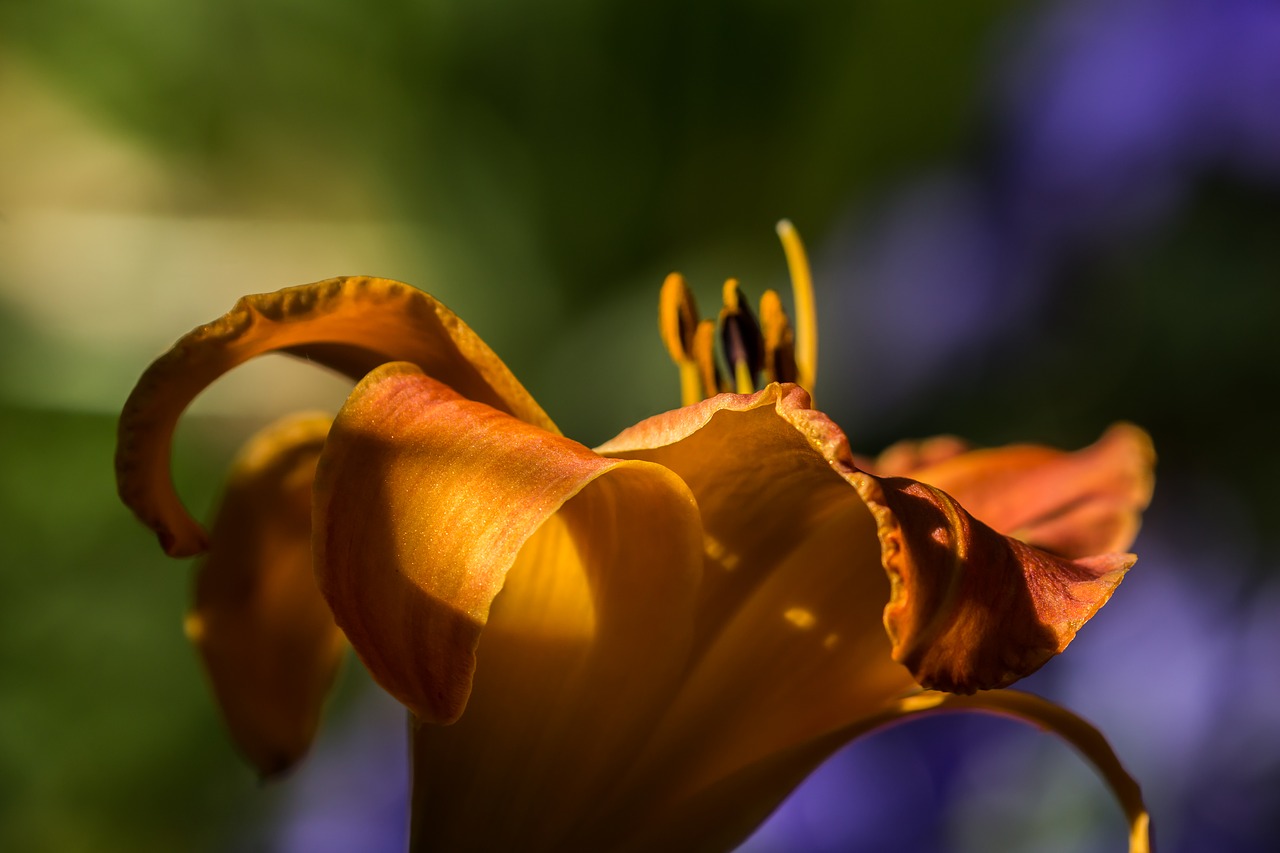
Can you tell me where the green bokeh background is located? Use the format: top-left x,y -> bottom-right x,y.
3,1 -> 1277,850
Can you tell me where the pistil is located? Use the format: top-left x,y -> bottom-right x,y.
776,219 -> 817,394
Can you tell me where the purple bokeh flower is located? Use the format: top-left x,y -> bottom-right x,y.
269,682 -> 409,853
825,0 -> 1280,427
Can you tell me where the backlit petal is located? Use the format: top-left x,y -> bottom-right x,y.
312,362 -> 704,850
871,434 -> 970,476
902,423 -> 1156,557
184,413 -> 344,778
116,278 -> 553,558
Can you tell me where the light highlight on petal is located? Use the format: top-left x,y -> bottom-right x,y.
313,362 -> 702,727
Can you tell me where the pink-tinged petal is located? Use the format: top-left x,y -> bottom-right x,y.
902,423 -> 1156,557
313,362 -> 703,849
184,413 -> 345,778
854,474 -> 1133,693
116,278 -> 554,558
872,434 -> 971,476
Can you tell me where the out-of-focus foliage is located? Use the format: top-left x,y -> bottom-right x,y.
2,0 -> 1016,301
0,407 -> 231,852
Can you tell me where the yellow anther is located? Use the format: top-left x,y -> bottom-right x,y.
776,219 -> 817,394
721,278 -> 742,313
692,319 -> 723,398
660,273 -> 698,360
759,289 -> 798,385
718,279 -> 764,395
659,272 -> 704,406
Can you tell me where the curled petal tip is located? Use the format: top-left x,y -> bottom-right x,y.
157,526 -> 208,559
858,475 -> 1133,694
116,277 -> 556,564
855,422 -> 1154,693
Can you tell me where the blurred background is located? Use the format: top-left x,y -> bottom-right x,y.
2,0 -> 1278,850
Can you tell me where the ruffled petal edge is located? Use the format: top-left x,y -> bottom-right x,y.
600,384 -> 1143,693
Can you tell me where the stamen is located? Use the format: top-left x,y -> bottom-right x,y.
658,223 -> 818,403
692,319 -> 724,398
776,219 -> 817,394
659,272 -> 704,406
759,289 -> 798,385
718,279 -> 764,395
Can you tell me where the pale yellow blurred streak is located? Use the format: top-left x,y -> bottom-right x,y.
0,57 -> 422,418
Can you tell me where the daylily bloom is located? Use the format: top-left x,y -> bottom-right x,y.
116,222 -> 1155,852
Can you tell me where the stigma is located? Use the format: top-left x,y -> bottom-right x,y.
659,220 -> 818,405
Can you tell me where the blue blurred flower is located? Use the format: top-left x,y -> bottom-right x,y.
270,684 -> 409,853
826,0 -> 1280,428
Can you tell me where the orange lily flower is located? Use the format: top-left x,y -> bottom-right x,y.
116,222 -> 1155,852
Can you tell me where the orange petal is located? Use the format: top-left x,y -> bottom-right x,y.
116,278 -> 554,558
314,362 -> 704,850
601,384 -> 1138,697
871,434 -> 971,477
593,384 -> 914,827
184,413 -> 345,778
600,699 -> 923,853
853,473 -> 1133,693
903,423 -> 1156,557
313,359 -> 701,720
597,384 -> 870,649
